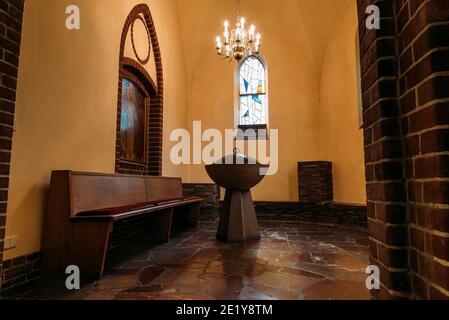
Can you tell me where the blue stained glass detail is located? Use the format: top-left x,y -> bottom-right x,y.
252,94 -> 262,105
239,57 -> 266,95
244,79 -> 249,93
239,95 -> 266,126
239,56 -> 267,125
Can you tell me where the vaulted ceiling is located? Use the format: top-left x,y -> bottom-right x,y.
176,0 -> 352,85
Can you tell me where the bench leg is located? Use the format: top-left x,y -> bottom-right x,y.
185,202 -> 201,228
70,221 -> 112,280
149,208 -> 173,242
172,202 -> 201,231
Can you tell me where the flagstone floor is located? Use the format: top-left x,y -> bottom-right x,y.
1,215 -> 371,300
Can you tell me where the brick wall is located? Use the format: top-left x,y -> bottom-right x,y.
358,0 -> 410,299
0,0 -> 25,290
254,202 -> 368,229
298,162 -> 333,203
183,183 -> 220,221
397,0 -> 449,299
115,4 -> 163,177
1,252 -> 39,291
357,0 -> 449,299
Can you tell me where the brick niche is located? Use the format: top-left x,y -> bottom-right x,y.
115,4 -> 163,176
357,0 -> 449,299
298,161 -> 333,203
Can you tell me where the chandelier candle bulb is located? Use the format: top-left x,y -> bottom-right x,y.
256,33 -> 261,52
249,25 -> 255,41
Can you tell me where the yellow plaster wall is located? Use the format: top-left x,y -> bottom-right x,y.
318,0 -> 367,204
5,0 -> 188,259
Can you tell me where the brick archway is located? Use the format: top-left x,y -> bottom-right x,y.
115,4 -> 163,176
357,0 -> 449,299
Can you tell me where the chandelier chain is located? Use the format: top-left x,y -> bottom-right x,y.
237,0 -> 240,20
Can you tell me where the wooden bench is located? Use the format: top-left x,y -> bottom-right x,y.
41,171 -> 202,279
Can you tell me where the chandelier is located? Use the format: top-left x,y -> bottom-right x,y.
215,0 -> 261,61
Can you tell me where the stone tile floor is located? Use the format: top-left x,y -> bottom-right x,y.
1,215 -> 372,300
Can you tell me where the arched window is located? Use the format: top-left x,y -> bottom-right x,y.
236,56 -> 268,139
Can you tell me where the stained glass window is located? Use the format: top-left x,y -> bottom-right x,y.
120,78 -> 146,164
239,56 -> 267,126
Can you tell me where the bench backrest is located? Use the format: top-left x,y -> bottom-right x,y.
67,171 -> 183,215
146,176 -> 183,202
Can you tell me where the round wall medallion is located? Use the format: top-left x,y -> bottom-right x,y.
131,16 -> 151,65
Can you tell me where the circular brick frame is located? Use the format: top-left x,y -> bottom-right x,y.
131,16 -> 151,65
115,4 -> 163,176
